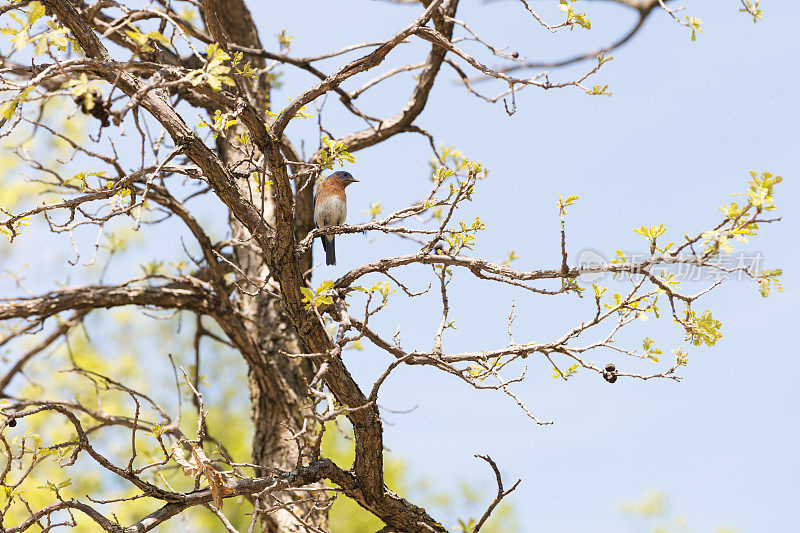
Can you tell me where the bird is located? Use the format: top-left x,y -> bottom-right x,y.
314,170 -> 358,266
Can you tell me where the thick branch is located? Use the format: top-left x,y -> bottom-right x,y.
0,284 -> 216,321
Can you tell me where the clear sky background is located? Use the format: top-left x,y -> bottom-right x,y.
244,1 -> 798,531
3,1 -> 798,531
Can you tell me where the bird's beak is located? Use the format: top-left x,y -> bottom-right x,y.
350,178 -> 359,183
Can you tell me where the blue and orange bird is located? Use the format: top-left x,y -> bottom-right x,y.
314,171 -> 358,266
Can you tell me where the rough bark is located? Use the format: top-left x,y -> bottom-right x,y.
211,2 -> 327,531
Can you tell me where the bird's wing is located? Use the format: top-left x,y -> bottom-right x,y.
313,189 -> 318,228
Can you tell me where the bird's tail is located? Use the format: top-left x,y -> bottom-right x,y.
323,235 -> 336,266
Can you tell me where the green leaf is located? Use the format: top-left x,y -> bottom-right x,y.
686,16 -> 703,42
559,0 -> 591,30
318,136 -> 355,170
681,308 -> 722,347
557,194 -> 580,215
586,84 -> 612,96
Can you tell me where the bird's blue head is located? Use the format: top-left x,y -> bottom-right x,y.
330,171 -> 358,186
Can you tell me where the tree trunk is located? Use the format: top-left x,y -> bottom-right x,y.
211,2 -> 328,530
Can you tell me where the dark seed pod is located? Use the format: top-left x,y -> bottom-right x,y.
603,363 -> 617,384
512,51 -> 519,59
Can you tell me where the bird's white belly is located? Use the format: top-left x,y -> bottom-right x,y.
315,196 -> 347,227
